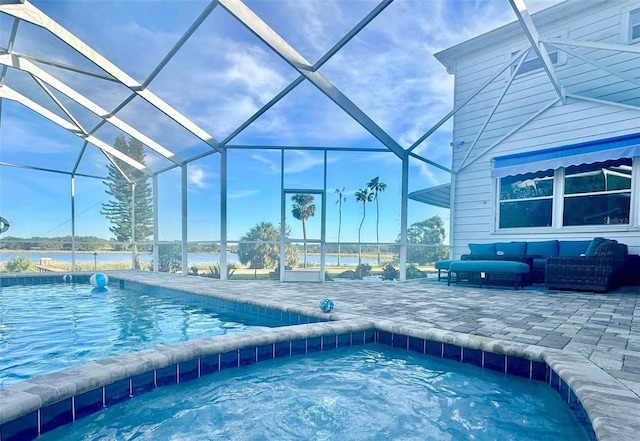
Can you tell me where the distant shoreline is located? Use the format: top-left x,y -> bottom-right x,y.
0,250 -> 395,259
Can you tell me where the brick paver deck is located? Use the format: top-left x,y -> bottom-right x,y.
113,272 -> 640,397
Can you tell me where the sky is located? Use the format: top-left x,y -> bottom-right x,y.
0,0 -> 564,246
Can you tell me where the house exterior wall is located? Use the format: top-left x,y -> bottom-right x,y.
440,0 -> 640,257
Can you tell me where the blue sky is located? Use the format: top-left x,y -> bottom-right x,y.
0,0 -> 562,245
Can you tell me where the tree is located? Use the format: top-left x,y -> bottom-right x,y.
237,222 -> 299,278
291,194 -> 315,268
101,135 -> 153,269
354,187 -> 373,269
367,177 -> 387,266
334,187 -> 347,266
156,243 -> 182,273
4,255 -> 35,272
404,215 -> 448,264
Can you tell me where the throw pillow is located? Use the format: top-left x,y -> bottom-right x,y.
469,243 -> 496,255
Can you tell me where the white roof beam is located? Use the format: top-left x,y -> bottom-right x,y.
457,98 -> 560,173
567,94 -> 640,112
541,37 -> 640,55
0,85 -> 152,175
219,0 -> 406,159
8,51 -> 118,82
141,2 -> 218,89
31,74 -> 87,134
509,0 -> 566,104
0,19 -> 19,86
0,1 -> 222,153
544,42 -> 640,88
311,0 -> 392,71
0,84 -> 80,132
408,48 -> 529,153
458,49 -> 529,170
0,161 -> 106,180
222,1 -> 392,146
0,54 -> 184,164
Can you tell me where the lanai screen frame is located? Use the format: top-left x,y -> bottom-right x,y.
2,0 -> 622,280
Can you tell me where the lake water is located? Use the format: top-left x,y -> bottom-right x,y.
0,251 -> 380,267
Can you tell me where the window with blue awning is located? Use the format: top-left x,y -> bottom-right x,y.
491,133 -> 640,178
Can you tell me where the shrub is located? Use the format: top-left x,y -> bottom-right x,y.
355,263 -> 372,279
4,255 -> 36,272
406,264 -> 426,280
209,262 -> 238,279
156,243 -> 182,273
381,263 -> 399,281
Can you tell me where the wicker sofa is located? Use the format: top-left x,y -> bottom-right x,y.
461,240 -> 594,284
545,239 -> 628,293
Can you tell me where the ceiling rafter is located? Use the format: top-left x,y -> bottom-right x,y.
0,54 -> 184,165
221,0 -> 393,148
31,74 -> 87,134
219,0 -> 406,159
457,48 -> 530,171
0,84 -> 153,175
540,36 -> 640,54
509,0 -> 566,104
0,1 -> 223,154
544,41 -> 640,89
408,46 -> 530,154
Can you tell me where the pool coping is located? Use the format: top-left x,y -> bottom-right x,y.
1,273 -> 640,440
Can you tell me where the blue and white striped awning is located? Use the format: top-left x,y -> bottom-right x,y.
491,132 -> 640,178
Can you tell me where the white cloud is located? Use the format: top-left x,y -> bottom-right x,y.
250,153 -> 280,173
228,189 -> 260,199
188,165 -> 209,188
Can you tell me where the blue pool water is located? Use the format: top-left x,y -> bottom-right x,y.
38,345 -> 589,441
0,283 -> 286,388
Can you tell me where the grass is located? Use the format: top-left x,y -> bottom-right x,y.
1,258 -> 436,280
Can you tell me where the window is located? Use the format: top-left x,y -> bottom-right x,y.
563,159 -> 632,226
511,50 -> 559,76
630,8 -> 640,41
498,170 -> 554,228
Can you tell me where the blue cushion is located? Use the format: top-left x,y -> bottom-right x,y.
496,242 -> 527,256
585,237 -> 607,256
449,260 -> 529,274
468,243 -> 496,255
435,260 -> 455,270
525,240 -> 558,258
558,240 -> 592,256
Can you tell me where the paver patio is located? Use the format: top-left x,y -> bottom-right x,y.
111,271 -> 640,397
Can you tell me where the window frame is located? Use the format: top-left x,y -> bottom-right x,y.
497,170 -> 555,229
628,8 -> 640,43
494,157 -> 639,232
508,32 -> 567,80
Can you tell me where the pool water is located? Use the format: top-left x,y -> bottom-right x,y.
0,283 -> 285,388
38,345 -> 589,441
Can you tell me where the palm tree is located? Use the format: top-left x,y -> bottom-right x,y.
335,187 -> 347,266
367,177 -> 387,266
291,193 -> 316,268
355,187 -> 373,268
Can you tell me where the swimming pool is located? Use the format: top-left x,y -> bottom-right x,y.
0,281 -> 306,388
35,344 -> 590,441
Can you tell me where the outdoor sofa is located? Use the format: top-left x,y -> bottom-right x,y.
437,237 -> 629,292
545,238 -> 628,293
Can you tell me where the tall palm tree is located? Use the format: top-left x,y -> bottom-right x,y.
335,187 -> 347,266
291,193 -> 316,268
367,177 -> 387,265
354,187 -> 373,268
